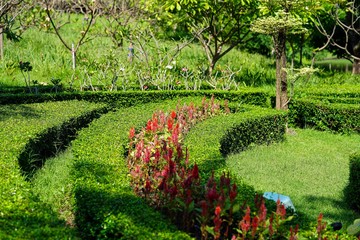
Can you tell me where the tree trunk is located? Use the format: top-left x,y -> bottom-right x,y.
352,58 -> 360,74
274,31 -> 288,110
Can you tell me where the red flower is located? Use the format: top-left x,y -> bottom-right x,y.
240,206 -> 251,233
171,110 -> 177,119
145,180 -> 151,193
129,127 -> 135,139
206,186 -> 218,202
167,118 -> 173,131
146,119 -> 152,132
192,164 -> 199,179
251,216 -> 259,237
215,205 -> 221,215
276,199 -> 286,219
229,183 -> 237,202
200,200 -> 208,217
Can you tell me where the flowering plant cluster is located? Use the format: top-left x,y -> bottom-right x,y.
126,96 -> 349,239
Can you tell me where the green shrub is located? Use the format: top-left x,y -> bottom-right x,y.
0,100 -> 104,239
297,84 -> 360,99
18,105 -> 109,179
344,152 -> 360,212
289,99 -> 360,133
219,110 -> 287,156
0,89 -> 270,107
70,99 -> 200,239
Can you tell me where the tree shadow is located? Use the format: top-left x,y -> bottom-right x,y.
0,104 -> 41,121
301,194 -> 360,226
72,162 -> 183,239
0,196 -> 78,239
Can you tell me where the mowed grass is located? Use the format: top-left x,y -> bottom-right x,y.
226,128 -> 360,226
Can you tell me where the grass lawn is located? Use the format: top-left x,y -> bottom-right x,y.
226,128 -> 360,227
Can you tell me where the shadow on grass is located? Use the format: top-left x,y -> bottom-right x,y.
302,194 -> 360,226
0,198 -> 78,239
74,159 -> 183,239
0,105 -> 41,121
18,107 -> 108,180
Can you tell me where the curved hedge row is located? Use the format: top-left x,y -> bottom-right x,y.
70,98 -> 203,239
184,105 -> 286,195
0,100 -> 106,239
289,98 -> 360,133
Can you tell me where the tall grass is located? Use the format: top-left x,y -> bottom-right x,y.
1,15 -> 276,90
226,128 -> 360,227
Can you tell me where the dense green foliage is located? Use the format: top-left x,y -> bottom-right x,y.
344,152 -> 360,212
220,108 -> 286,156
70,98 -> 201,239
0,89 -> 270,107
289,98 -> 359,133
0,100 -> 105,239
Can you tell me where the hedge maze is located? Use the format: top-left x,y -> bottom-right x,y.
0,88 -> 359,239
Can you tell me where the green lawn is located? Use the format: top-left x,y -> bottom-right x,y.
226,128 -> 360,226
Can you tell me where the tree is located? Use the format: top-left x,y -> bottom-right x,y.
315,0 -> 360,74
0,0 -> 25,59
43,0 -> 100,70
251,0 -> 315,110
146,0 -> 259,75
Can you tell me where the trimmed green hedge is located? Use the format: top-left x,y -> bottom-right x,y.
70,98 -> 202,239
297,84 -> 360,98
344,152 -> 360,212
289,98 -> 360,133
219,109 -> 286,156
0,89 -> 270,107
184,105 -> 286,200
18,106 -> 109,179
0,100 -> 105,239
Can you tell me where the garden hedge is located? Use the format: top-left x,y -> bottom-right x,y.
289,98 -> 360,133
0,100 -> 105,239
344,152 -> 360,212
184,105 -> 286,195
70,98 -> 202,239
0,89 -> 270,107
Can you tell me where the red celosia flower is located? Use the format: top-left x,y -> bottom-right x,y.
146,119 -> 152,132
276,199 -> 286,219
215,205 -> 221,215
129,127 -> 135,139
258,199 -> 267,226
143,147 -> 151,163
171,110 -> 177,119
167,118 -> 173,131
206,185 -> 218,202
269,214 -> 274,236
145,180 -> 151,193
192,164 -> 199,179
185,189 -> 192,205
240,206 -> 251,233
169,185 -> 178,199
200,200 -> 208,217
152,117 -> 158,133
251,216 -> 259,237
168,159 -> 175,174
214,205 -> 222,239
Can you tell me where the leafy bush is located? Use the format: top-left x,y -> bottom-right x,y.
70,98 -> 203,238
219,110 -> 287,156
0,100 -> 104,239
344,152 -> 360,212
18,106 -> 109,179
0,89 -> 270,107
289,99 -> 360,133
